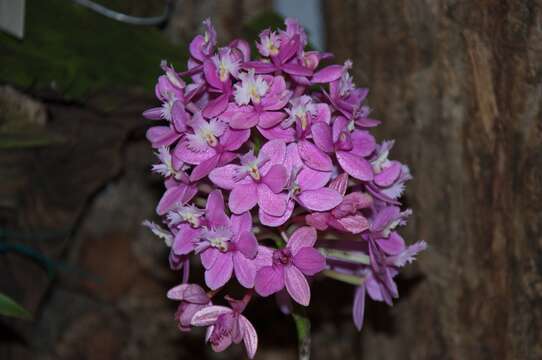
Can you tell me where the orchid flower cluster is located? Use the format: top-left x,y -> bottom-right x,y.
143,18 -> 426,358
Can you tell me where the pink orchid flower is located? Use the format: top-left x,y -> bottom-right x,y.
167,283 -> 210,332
191,296 -> 258,358
209,139 -> 289,220
255,226 -> 326,306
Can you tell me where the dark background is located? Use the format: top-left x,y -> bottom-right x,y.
1,0 -> 541,359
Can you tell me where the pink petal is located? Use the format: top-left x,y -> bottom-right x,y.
167,284 -> 208,303
142,107 -> 163,120
258,111 -> 287,129
146,126 -> 181,148
254,265 -> 285,296
205,190 -> 229,227
336,151 -> 374,181
236,231 -> 258,259
284,265 -> 311,306
258,125 -> 296,142
311,65 -> 343,83
174,140 -> 214,165
284,143 -> 303,173
353,285 -> 366,331
190,155 -> 219,182
293,247 -> 326,276
297,188 -> 342,211
229,183 -> 258,214
314,103 -> 331,124
282,63 -> 313,77
205,253 -> 234,290
337,215 -> 370,234
287,226 -> 317,255
254,246 -> 274,269
233,252 -> 257,288
305,212 -> 331,231
298,140 -> 333,171
209,164 -> 242,190
201,248 -> 220,269
171,102 -> 188,132
203,93 -> 229,118
173,224 -> 198,255
257,184 -> 287,216
311,122 -> 334,153
277,35 -> 299,63
191,305 -> 232,326
243,61 -> 276,74
229,108 -> 259,129
203,60 -> 222,89
240,315 -> 258,359
332,116 -> 350,143
157,185 -> 187,215
297,167 -> 331,191
262,164 -> 288,193
230,212 -> 252,235
375,161 -> 402,187
259,139 -> 287,165
189,35 -> 206,62
258,199 -> 294,227
377,231 -> 406,255
329,173 -> 349,196
221,128 -> 251,151
350,130 -> 376,157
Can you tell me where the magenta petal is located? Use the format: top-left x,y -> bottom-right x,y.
287,226 -> 317,255
297,167 -> 331,191
332,116 -> 350,143
298,140 -> 333,171
157,185 -> 186,215
203,93 -> 229,118
298,188 -> 343,211
189,35 -> 206,62
258,111 -> 287,129
173,224 -> 198,255
146,126 -> 181,148
236,231 -> 258,259
284,265 -> 310,306
258,199 -> 294,227
205,253 -> 234,290
377,232 -> 406,255
205,190 -> 229,227
282,63 -> 313,77
312,65 -> 343,83
353,285 -> 366,331
190,155 -> 219,182
231,212 -> 252,235
191,305 -> 232,326
254,265 -> 285,296
375,161 -> 402,187
293,247 -> 326,276
351,130 -> 376,157
244,61 -> 276,74
262,164 -> 288,193
203,60 -> 222,89
209,164 -> 242,190
258,125 -> 296,142
174,140 -> 214,164
239,315 -> 258,359
142,107 -> 163,120
337,215 -> 370,234
221,128 -> 251,151
259,139 -> 287,165
229,109 -> 259,129
305,212 -> 331,231
229,183 -> 258,214
201,248 -> 220,269
336,151 -> 374,181
278,35 -> 299,63
233,252 -> 257,288
311,122 -> 334,153
171,102 -> 188,132
257,184 -> 287,216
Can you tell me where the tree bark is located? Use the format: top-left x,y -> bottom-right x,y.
323,1 -> 542,359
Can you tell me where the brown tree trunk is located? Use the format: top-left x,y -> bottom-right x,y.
323,1 -> 542,359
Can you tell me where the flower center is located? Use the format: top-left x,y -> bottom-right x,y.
248,165 -> 261,181
273,248 -> 292,266
203,227 -> 233,252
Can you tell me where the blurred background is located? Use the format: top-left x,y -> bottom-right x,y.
0,0 -> 541,359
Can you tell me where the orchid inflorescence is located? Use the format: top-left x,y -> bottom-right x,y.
143,18 -> 426,358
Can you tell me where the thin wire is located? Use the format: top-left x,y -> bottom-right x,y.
72,0 -> 174,26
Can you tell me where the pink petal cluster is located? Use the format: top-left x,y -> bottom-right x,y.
143,18 -> 425,358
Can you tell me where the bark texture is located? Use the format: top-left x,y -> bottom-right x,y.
324,1 -> 542,359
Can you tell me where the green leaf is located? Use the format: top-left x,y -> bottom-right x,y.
0,292 -> 32,320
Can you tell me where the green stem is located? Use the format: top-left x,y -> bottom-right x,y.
293,311 -> 311,360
